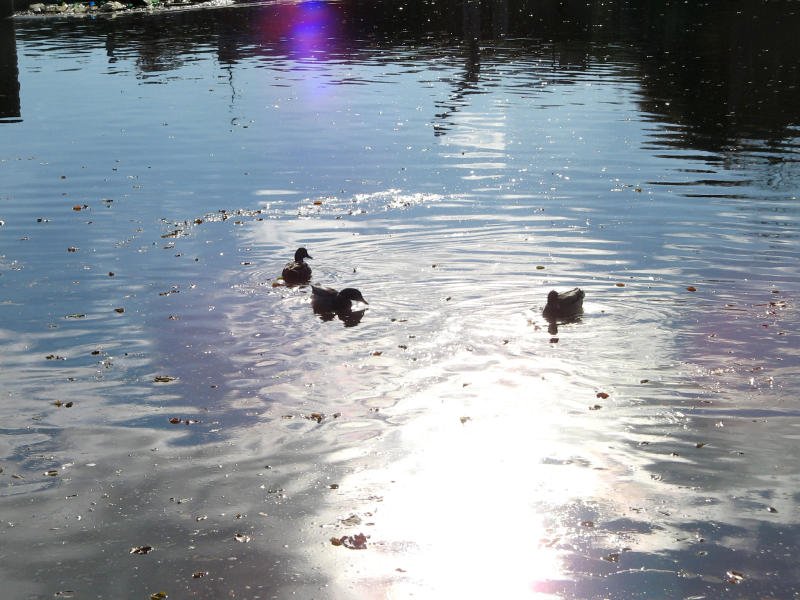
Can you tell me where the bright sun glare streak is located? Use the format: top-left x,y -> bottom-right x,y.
259,0 -> 341,60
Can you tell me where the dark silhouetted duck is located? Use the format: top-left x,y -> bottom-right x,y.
311,285 -> 368,312
281,247 -> 312,284
543,288 -> 584,320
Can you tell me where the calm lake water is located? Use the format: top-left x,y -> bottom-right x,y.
2,1 -> 800,598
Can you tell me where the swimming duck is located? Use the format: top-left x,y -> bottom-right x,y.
311,285 -> 368,312
281,247 -> 312,284
543,288 -> 585,319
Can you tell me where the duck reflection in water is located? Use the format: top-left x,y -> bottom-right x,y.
542,288 -> 585,334
311,285 -> 368,327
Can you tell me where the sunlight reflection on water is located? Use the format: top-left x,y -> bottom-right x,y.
2,2 -> 800,597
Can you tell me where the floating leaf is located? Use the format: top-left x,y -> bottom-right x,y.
767,506 -> 778,513
596,392 -> 609,399
589,404 -> 602,411
340,515 -> 362,526
313,200 -> 323,206
603,552 -> 620,563
67,246 -> 78,253
66,313 -> 85,319
640,379 -> 649,384
130,545 -> 153,555
150,593 -> 168,600
371,351 -> 383,356
306,413 -> 324,424
329,483 -> 339,490
114,307 -> 125,314
169,417 -> 181,424
695,442 -> 707,448
615,282 -> 625,287
460,416 -> 471,424
686,286 -> 697,292
154,376 -> 176,383
580,520 -> 594,528
233,533 -> 250,543
332,533 -> 368,550
536,265 -> 545,270
725,570 -> 745,584
192,571 -> 207,579
45,469 -> 59,477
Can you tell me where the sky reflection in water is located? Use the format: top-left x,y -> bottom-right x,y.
1,1 -> 800,598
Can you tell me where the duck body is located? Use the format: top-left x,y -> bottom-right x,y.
282,247 -> 312,284
543,287 -> 584,319
311,285 -> 368,312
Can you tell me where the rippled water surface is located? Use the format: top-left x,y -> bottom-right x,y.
2,1 -> 800,598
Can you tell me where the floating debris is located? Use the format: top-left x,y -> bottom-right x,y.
330,533 -> 368,550
130,545 -> 153,555
306,413 -> 325,424
725,570 -> 745,584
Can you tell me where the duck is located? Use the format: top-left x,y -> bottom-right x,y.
311,285 -> 368,312
543,288 -> 585,320
281,247 -> 312,284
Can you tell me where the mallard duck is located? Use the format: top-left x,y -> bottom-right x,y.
281,247 -> 312,284
311,285 -> 368,312
543,288 -> 584,319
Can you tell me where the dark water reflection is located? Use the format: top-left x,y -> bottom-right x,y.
2,0 -> 800,598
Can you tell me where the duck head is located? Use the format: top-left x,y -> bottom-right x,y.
339,288 -> 368,305
295,247 -> 312,262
